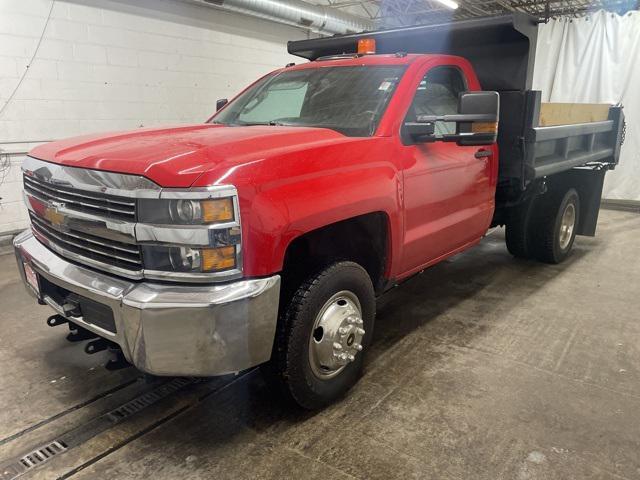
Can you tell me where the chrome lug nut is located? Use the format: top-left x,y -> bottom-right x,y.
333,342 -> 343,350
347,354 -> 355,362
354,343 -> 363,351
339,326 -> 349,335
356,327 -> 365,335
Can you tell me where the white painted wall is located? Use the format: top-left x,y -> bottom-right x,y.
0,0 -> 309,234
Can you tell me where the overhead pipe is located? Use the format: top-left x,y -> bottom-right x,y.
188,0 -> 375,34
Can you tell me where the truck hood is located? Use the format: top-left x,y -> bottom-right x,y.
29,124 -> 351,188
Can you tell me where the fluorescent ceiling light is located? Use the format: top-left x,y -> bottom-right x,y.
434,0 -> 459,9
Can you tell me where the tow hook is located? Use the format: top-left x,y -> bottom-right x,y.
83,333 -> 131,371
66,323 -> 98,342
46,314 -> 67,327
45,314 -> 130,371
83,335 -> 131,371
105,350 -> 130,371
84,338 -> 115,355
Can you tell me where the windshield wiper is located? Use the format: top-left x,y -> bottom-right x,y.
230,120 -> 294,126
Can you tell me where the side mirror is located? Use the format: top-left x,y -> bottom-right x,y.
216,98 -> 228,111
455,91 -> 499,146
402,91 -> 499,146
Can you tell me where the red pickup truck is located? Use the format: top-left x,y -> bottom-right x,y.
14,14 -> 624,409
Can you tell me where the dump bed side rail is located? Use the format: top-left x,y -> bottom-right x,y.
523,94 -> 624,181
498,90 -> 624,190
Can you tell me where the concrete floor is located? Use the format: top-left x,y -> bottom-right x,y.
1,208 -> 639,480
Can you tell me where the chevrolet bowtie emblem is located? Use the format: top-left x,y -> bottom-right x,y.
43,202 -> 66,228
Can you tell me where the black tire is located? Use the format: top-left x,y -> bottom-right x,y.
529,188 -> 580,264
505,196 -> 536,259
263,261 -> 375,410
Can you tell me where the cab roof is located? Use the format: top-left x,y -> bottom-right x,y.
287,13 -> 539,92
284,53 -> 433,70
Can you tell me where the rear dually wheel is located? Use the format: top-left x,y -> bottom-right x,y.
529,187 -> 580,264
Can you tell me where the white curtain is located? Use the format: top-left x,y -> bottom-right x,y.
532,10 -> 640,200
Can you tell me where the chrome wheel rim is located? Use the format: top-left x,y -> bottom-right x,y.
308,290 -> 364,380
559,203 -> 576,250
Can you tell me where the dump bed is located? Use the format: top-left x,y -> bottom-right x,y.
498,90 -> 624,190
288,14 -> 625,191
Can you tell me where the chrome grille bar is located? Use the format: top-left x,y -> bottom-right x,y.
30,215 -> 139,256
23,175 -> 135,206
30,213 -> 143,271
24,175 -> 136,220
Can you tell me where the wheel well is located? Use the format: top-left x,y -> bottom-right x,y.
281,212 -> 389,300
541,169 -> 605,236
496,168 -> 606,237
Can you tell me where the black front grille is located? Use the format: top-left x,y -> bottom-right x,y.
23,174 -> 136,221
30,213 -> 142,272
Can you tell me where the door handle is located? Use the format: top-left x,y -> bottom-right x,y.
474,150 -> 492,159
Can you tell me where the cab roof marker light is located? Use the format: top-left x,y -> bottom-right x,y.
357,38 -> 376,55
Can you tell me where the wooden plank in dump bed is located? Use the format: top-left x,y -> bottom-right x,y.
539,103 -> 611,127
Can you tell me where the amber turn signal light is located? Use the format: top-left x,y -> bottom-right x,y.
202,198 -> 234,223
202,246 -> 236,271
357,38 -> 376,55
472,122 -> 498,134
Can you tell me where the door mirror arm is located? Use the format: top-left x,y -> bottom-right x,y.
402,121 -> 436,145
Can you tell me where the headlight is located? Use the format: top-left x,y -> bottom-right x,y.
137,189 -> 241,279
172,200 -> 200,223
142,245 -> 237,273
138,198 -> 234,225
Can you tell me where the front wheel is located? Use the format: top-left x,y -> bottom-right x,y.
264,261 -> 375,410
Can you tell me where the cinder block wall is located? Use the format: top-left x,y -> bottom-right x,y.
0,0 -> 309,234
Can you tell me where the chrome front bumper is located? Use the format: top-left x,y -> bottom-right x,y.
13,230 -> 281,376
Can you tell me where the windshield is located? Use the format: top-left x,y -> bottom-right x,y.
211,65 -> 405,137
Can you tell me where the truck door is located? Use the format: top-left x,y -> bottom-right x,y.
399,64 -> 496,275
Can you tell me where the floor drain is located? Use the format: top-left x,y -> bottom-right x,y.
1,441 -> 68,480
106,378 -> 192,422
0,377 -> 194,480
19,440 -> 68,468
